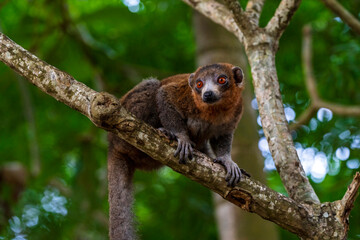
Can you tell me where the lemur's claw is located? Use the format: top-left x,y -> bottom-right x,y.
214,157 -> 248,187
174,138 -> 193,164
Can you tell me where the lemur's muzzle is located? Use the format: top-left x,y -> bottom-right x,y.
202,91 -> 219,103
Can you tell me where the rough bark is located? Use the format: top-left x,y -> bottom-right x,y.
246,45 -> 319,204
265,0 -> 302,40
245,0 -> 265,26
194,11 -> 278,240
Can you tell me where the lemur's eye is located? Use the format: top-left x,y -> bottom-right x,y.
218,76 -> 227,84
196,81 -> 203,89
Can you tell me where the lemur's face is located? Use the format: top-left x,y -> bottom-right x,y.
188,64 -> 244,104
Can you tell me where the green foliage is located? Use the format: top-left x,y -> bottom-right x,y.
0,0 -> 359,239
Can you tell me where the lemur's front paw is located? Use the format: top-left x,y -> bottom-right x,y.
158,127 -> 177,140
214,157 -> 245,187
174,136 -> 194,164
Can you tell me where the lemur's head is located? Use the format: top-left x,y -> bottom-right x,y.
188,63 -> 244,105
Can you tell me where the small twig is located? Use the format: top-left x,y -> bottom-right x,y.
317,100 -> 360,116
291,25 -> 360,130
321,0 -> 360,35
265,0 -> 302,39
289,104 -> 317,131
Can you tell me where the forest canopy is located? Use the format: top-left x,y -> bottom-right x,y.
0,0 -> 360,239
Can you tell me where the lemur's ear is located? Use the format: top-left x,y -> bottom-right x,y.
232,66 -> 244,86
188,73 -> 195,88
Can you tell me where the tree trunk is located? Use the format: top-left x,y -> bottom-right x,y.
193,11 -> 278,240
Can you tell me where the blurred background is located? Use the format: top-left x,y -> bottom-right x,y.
0,0 -> 359,239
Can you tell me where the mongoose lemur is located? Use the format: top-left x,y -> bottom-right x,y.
108,63 -> 245,239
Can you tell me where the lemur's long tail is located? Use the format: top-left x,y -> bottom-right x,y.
108,141 -> 136,240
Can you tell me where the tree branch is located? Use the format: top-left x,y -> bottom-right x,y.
246,0 -> 265,26
182,0 -> 244,43
1,32 -> 359,239
340,172 -> 360,222
247,46 -> 320,205
320,0 -> 360,35
291,25 -> 360,130
289,105 -> 317,131
222,0 -> 258,38
0,34 -> 98,116
265,0 -> 302,39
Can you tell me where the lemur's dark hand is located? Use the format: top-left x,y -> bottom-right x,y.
159,128 -> 194,164
214,156 -> 245,187
174,134 -> 194,164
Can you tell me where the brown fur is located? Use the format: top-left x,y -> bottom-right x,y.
108,63 -> 245,240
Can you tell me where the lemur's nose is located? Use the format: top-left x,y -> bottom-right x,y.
203,91 -> 217,103
203,91 -> 214,98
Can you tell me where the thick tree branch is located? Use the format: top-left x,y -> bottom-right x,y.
265,0 -> 302,40
291,25 -> 360,130
246,46 -> 320,205
182,0 -> 244,43
320,0 -> 360,35
1,32 -> 359,239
